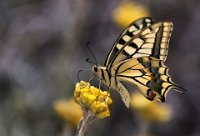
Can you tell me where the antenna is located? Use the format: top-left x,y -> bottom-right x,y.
86,58 -> 96,64
76,42 -> 97,81
86,42 -> 97,65
77,69 -> 92,82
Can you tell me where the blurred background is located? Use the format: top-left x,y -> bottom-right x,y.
0,0 -> 199,136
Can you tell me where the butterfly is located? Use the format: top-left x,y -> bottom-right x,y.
91,17 -> 186,107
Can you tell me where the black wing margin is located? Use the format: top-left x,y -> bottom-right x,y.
104,17 -> 153,67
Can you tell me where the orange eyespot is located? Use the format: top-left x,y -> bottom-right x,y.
147,90 -> 156,99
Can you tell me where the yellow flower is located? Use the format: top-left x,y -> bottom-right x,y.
53,98 -> 83,127
112,1 -> 150,27
74,81 -> 112,119
130,92 -> 171,122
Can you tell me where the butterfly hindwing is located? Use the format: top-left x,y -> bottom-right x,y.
105,17 -> 153,67
114,57 -> 184,102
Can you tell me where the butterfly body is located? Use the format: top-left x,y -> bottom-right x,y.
91,17 -> 186,107
92,65 -> 111,86
92,65 -> 131,107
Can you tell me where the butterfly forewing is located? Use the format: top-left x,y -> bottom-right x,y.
109,22 -> 173,69
105,17 -> 153,67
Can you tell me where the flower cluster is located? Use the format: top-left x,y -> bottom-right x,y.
53,98 -> 82,126
130,92 -> 171,122
74,81 -> 112,119
112,1 -> 150,27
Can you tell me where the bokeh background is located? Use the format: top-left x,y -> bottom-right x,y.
0,0 -> 199,136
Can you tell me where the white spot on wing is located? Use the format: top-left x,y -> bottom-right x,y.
141,28 -> 151,35
138,48 -> 152,54
142,43 -> 154,48
124,46 -> 136,55
132,38 -> 144,46
116,44 -> 123,50
139,24 -> 143,29
164,26 -> 172,32
132,30 -> 140,35
145,19 -> 151,23
160,43 -> 166,48
146,38 -> 155,43
132,53 -> 148,58
161,37 -> 168,42
163,32 -> 169,37
143,33 -> 156,38
123,35 -> 131,42
129,25 -> 137,32
163,22 -> 173,26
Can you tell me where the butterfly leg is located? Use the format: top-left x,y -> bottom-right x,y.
79,74 -> 94,88
93,75 -> 103,90
93,75 -> 104,96
108,86 -> 111,92
98,79 -> 102,90
97,78 -> 102,97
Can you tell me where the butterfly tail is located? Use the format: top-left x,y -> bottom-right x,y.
172,82 -> 187,93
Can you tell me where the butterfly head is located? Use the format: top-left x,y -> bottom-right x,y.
92,65 -> 103,75
92,65 -> 98,73
92,65 -> 102,79
92,65 -> 108,82
92,65 -> 107,72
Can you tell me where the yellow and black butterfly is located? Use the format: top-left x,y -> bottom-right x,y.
91,17 -> 186,107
